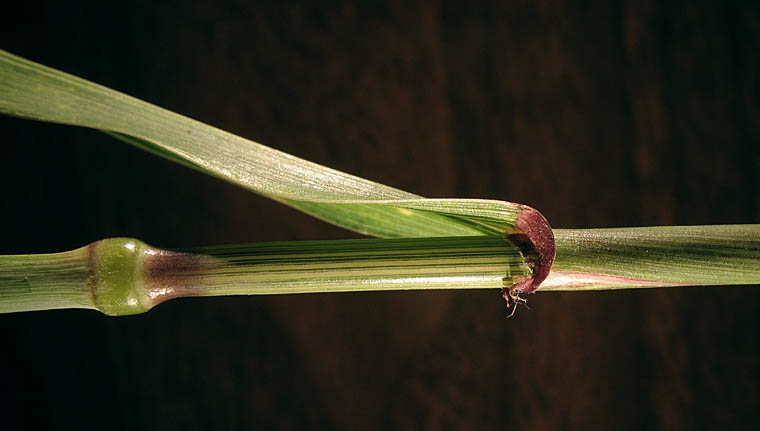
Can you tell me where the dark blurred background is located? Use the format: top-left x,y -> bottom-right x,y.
2,1 -> 759,429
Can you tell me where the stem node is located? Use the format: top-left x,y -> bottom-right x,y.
89,238 -> 153,316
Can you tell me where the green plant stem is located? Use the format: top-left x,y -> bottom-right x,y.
3,225 -> 759,316
0,236 -> 531,315
0,247 -> 93,312
542,225 -> 760,290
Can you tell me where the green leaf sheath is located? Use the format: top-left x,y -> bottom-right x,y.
0,49 -> 535,239
544,225 -> 760,290
0,237 -> 532,316
0,247 -> 94,313
177,236 -> 531,298
3,227 -> 758,315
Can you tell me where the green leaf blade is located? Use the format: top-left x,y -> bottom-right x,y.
0,50 -> 533,239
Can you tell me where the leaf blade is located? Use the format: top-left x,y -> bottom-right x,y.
0,49 -> 536,238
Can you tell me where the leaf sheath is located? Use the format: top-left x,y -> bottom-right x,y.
0,237 -> 532,315
543,225 -> 760,290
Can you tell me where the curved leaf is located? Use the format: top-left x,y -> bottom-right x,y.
0,50 -> 541,239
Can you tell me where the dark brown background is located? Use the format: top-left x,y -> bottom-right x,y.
2,1 -> 759,429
